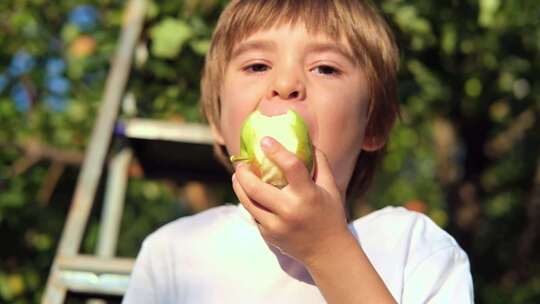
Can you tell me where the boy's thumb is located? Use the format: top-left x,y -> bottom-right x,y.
312,148 -> 339,195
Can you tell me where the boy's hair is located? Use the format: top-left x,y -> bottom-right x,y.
200,0 -> 400,200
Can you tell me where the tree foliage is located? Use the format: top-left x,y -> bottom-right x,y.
0,0 -> 539,303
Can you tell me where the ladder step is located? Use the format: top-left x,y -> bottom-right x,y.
56,255 -> 134,296
120,118 -> 215,144
116,119 -> 230,181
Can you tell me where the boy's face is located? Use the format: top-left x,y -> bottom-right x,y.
215,23 -> 380,196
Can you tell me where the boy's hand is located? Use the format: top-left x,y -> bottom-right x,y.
232,136 -> 351,264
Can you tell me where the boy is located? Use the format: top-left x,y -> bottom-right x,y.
123,0 -> 474,303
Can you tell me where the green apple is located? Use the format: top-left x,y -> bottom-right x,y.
230,109 -> 313,188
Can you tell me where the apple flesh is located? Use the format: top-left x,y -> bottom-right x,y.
230,109 -> 313,188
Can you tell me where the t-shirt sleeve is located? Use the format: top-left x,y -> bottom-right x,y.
122,236 -> 175,304
402,245 -> 474,303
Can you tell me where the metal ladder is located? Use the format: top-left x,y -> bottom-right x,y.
42,119 -> 220,303
41,0 -> 146,302
41,0 -> 227,302
42,0 -> 229,304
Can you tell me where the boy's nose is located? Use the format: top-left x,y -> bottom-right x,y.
266,74 -> 306,102
260,76 -> 307,116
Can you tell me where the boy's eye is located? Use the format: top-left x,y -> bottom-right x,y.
244,63 -> 270,73
313,65 -> 340,76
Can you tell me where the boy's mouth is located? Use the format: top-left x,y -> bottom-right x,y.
256,103 -> 318,145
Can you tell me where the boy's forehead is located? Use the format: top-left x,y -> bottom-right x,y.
230,22 -> 352,54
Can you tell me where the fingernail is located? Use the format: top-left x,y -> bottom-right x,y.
261,137 -> 276,152
236,162 -> 248,170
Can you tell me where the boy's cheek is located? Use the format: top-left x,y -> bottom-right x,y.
219,107 -> 249,156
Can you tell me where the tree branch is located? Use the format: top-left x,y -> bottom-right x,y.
7,138 -> 84,177
37,161 -> 66,205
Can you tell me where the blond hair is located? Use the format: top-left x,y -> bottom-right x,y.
200,0 -> 400,200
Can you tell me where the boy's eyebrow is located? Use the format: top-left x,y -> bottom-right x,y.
305,42 -> 357,65
231,40 -> 277,60
230,40 -> 356,65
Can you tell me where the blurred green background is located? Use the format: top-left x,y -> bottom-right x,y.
0,0 -> 539,303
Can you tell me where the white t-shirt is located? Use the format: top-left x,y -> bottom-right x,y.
122,204 -> 474,303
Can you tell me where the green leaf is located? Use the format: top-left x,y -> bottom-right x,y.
149,18 -> 193,59
61,24 -> 80,44
485,191 -> 518,219
146,0 -> 160,20
465,78 -> 483,97
190,39 -> 210,55
479,0 -> 500,28
441,23 -> 457,55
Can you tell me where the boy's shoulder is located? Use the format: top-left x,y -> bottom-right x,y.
352,207 -> 473,301
353,205 -> 457,245
350,206 -> 463,265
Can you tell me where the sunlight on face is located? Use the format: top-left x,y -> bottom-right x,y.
218,23 -> 371,195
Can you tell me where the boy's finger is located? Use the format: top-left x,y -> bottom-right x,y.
232,173 -> 275,226
313,148 -> 340,197
260,136 -> 312,192
235,163 -> 284,213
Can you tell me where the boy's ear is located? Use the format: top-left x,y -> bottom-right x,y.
361,134 -> 386,152
209,122 -> 225,145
